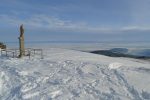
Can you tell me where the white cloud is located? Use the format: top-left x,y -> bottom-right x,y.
0,14 -> 109,32
0,15 -> 77,28
0,14 -> 150,35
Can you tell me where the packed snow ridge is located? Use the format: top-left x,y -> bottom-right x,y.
0,48 -> 150,100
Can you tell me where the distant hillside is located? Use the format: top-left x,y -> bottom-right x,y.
91,48 -> 150,60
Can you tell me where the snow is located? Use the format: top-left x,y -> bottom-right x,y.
108,62 -> 122,69
22,92 -> 39,99
0,48 -> 150,100
49,90 -> 62,99
0,72 -> 4,95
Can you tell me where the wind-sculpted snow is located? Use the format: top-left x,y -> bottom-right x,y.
0,48 -> 150,100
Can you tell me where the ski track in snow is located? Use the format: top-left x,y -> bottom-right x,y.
0,48 -> 150,100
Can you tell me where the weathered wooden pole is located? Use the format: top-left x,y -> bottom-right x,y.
18,24 -> 25,58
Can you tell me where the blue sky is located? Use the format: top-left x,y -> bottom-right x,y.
0,0 -> 150,42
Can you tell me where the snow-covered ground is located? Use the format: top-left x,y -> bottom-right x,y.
0,48 -> 150,100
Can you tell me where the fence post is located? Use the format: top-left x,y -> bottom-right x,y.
15,49 -> 17,57
34,49 -> 35,55
41,49 -> 43,59
29,50 -> 31,59
6,51 -> 7,56
12,52 -> 14,58
0,49 -> 2,56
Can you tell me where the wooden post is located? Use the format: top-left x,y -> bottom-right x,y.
29,51 -> 31,59
18,24 -> 25,58
41,49 -> 43,59
6,51 -> 7,56
15,49 -> 17,57
0,49 -> 2,56
34,49 -> 35,55
12,52 -> 14,58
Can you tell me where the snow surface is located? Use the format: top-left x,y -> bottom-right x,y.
109,62 -> 122,70
0,48 -> 150,100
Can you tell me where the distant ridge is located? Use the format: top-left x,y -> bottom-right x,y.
91,48 -> 150,60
